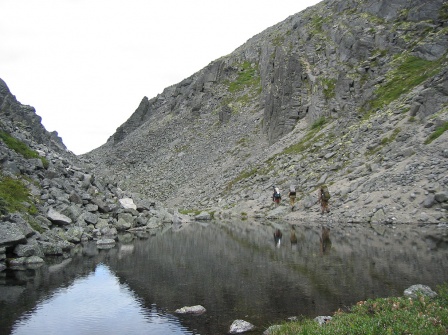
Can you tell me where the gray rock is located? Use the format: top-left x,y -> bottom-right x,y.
9,255 -> 44,265
435,191 -> 448,203
0,221 -> 27,248
14,243 -> 44,258
38,241 -> 64,255
314,316 -> 332,326
174,305 -> 206,315
116,217 -> 132,231
96,239 -> 116,246
68,191 -> 83,204
119,198 -> 137,210
195,211 -> 211,220
263,325 -> 282,335
82,212 -> 98,225
404,284 -> 437,299
371,208 -> 386,224
65,226 -> 84,243
229,320 -> 255,334
47,207 -> 72,225
423,194 -> 436,208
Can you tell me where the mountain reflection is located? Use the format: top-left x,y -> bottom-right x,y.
10,264 -> 192,335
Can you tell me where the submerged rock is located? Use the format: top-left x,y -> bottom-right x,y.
174,305 -> 206,315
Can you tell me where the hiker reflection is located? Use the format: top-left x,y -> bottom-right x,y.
274,229 -> 282,248
290,225 -> 298,250
320,227 -> 332,255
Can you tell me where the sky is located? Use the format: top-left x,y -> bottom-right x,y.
1,0 -> 321,155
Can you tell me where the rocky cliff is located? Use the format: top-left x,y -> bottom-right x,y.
84,0 -> 448,224
0,78 -> 182,271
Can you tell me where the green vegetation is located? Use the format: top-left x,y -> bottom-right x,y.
269,283 -> 448,335
178,209 -> 215,219
225,116 -> 330,192
309,15 -> 331,35
440,3 -> 448,20
425,121 -> 448,144
369,55 -> 444,113
179,209 -> 202,216
225,167 -> 261,193
366,128 -> 401,156
0,129 -> 49,168
0,174 -> 37,215
281,118 -> 327,156
272,34 -> 285,47
311,116 -> 327,130
227,61 -> 261,93
321,78 -> 336,100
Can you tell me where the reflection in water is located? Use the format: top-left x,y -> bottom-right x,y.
1,221 -> 448,335
11,264 -> 192,335
274,229 -> 282,248
290,225 -> 298,251
320,226 -> 332,255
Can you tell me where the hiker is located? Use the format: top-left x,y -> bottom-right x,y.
288,185 -> 297,210
318,185 -> 331,214
272,186 -> 281,206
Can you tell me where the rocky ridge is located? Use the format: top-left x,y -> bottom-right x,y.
84,0 -> 448,224
0,78 -> 187,271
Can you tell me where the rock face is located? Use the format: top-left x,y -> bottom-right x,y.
83,0 -> 448,224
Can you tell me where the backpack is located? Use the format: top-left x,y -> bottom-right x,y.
289,186 -> 296,196
274,187 -> 281,199
321,185 -> 331,201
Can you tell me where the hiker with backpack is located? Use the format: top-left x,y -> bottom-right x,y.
272,186 -> 281,206
288,185 -> 297,210
318,185 -> 331,214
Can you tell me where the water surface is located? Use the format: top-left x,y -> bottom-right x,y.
1,220 -> 447,334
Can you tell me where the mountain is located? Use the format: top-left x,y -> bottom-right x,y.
83,0 -> 448,224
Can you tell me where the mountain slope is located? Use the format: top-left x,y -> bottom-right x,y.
85,0 -> 448,223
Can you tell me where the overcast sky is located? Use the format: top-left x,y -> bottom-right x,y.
1,0 -> 321,155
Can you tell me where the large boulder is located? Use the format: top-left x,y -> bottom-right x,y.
229,320 -> 255,334
119,198 -> 137,210
0,221 -> 27,248
47,207 -> 72,225
404,284 -> 438,299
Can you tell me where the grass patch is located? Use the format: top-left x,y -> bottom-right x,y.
0,174 -> 38,215
0,129 -> 49,168
311,116 -> 327,130
269,283 -> 448,335
425,121 -> 448,144
178,209 -> 202,216
321,78 -> 336,100
225,167 -> 260,193
369,55 -> 443,113
227,61 -> 261,93
366,128 -> 401,156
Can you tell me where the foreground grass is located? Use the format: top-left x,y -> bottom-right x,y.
0,174 -> 38,215
270,284 -> 448,335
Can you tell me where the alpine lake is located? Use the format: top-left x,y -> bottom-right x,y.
1,219 -> 447,335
